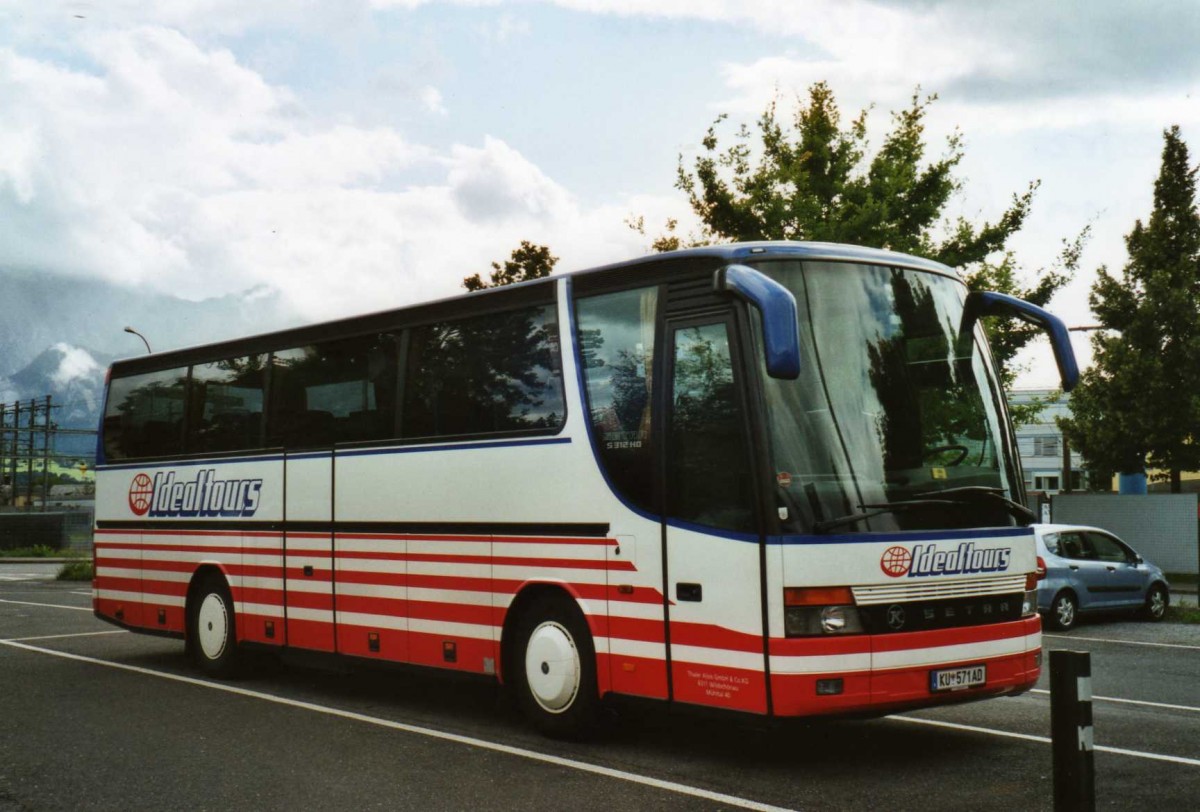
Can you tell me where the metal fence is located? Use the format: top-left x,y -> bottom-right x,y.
1050,493 -> 1199,575
0,505 -> 93,553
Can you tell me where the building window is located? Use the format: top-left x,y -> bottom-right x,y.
1034,475 -> 1060,491
1033,436 -> 1060,457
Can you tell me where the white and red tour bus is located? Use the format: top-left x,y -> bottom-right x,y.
94,242 -> 1079,736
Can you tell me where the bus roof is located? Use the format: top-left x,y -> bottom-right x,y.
108,241 -> 956,374
567,241 -> 954,278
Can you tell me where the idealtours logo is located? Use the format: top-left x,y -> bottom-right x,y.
880,542 -> 1011,578
127,469 -> 263,518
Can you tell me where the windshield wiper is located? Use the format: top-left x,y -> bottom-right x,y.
812,499 -> 965,534
912,486 -> 1037,524
811,487 -> 1034,534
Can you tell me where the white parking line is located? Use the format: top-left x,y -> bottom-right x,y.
1030,689 -> 1200,714
4,630 -> 127,643
1044,633 -> 1200,651
0,598 -> 92,612
0,640 -> 795,812
896,716 -> 1200,767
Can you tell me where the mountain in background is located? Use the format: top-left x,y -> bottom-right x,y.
1,344 -> 109,457
0,270 -> 295,459
0,269 -> 293,377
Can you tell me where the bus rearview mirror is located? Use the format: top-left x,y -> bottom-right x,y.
713,264 -> 802,380
962,291 -> 1080,392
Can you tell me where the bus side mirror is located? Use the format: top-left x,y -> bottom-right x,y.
962,291 -> 1080,392
714,264 -> 802,379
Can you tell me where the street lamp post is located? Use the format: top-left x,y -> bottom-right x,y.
123,326 -> 152,354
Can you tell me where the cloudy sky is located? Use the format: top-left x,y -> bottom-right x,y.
1,0 -> 1198,385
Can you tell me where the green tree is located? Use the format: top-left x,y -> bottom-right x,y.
1062,126 -> 1200,492
463,241 -> 558,292
638,82 -> 1079,404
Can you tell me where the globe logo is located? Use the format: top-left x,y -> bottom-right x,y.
880,545 -> 912,577
128,473 -> 153,516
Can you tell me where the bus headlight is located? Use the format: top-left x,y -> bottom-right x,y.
1021,589 -> 1038,617
784,587 -> 865,637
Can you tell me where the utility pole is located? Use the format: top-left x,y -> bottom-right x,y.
41,395 -> 52,509
1062,435 -> 1073,494
11,400 -> 19,507
0,401 -> 6,506
0,397 -> 79,510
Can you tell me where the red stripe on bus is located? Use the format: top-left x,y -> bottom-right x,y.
869,617 -> 1035,652
139,579 -> 187,598
400,598 -> 496,627
768,635 -> 873,657
668,621 -> 764,654
284,592 -> 334,611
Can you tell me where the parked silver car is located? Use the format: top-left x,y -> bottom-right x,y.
1033,524 -> 1170,631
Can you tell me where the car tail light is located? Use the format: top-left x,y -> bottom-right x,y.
1025,558 -> 1046,590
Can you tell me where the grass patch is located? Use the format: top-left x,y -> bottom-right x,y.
56,560 -> 94,581
0,545 -> 61,557
1166,604 -> 1200,624
0,546 -> 87,558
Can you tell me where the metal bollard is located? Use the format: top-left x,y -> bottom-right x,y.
1050,650 -> 1095,811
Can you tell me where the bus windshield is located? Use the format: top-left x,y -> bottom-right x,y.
753,260 -> 1020,534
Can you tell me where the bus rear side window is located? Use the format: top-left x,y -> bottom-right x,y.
104,368 -> 189,460
401,305 -> 565,440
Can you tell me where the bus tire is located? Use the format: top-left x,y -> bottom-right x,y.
187,574 -> 242,678
512,594 -> 599,739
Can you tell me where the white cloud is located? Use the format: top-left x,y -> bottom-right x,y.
0,26 -> 671,326
49,343 -> 102,387
448,136 -> 574,221
0,1 -> 374,38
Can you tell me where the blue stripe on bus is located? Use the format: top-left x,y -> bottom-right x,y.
657,524 -> 1031,546
336,437 -> 571,458
95,436 -> 572,471
767,527 -> 1033,545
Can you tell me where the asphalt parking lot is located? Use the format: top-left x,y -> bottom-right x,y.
1,567 -> 1197,811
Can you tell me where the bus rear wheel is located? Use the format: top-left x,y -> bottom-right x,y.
187,574 -> 242,678
512,594 -> 599,739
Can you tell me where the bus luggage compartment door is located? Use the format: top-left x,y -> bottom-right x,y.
283,452 -> 335,652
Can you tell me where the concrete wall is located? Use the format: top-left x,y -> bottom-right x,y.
1051,493 -> 1198,574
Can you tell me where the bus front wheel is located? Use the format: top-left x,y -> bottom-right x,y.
187,574 -> 242,678
512,594 -> 599,739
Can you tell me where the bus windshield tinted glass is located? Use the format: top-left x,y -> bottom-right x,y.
754,260 -> 1019,534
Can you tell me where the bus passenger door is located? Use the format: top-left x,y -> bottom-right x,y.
662,316 -> 768,714
283,452 -> 336,652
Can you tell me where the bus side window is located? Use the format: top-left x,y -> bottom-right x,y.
267,335 -> 398,449
401,305 -> 565,440
575,287 -> 659,512
187,355 -> 267,453
104,368 -> 189,460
